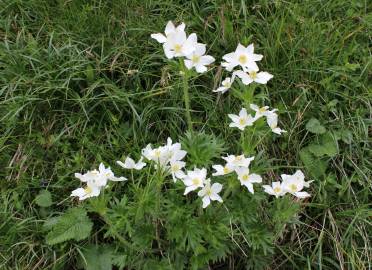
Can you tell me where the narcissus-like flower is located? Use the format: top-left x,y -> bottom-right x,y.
184,43 -> 215,73
197,179 -> 223,208
182,168 -> 207,195
213,76 -> 235,94
228,108 -> 256,130
150,21 -> 185,43
163,31 -> 197,59
169,160 -> 186,182
281,170 -> 312,198
212,164 -> 235,176
234,69 -> 273,85
222,43 -> 263,72
263,181 -> 286,198
70,182 -> 101,201
222,154 -> 255,170
266,111 -> 287,135
235,167 -> 262,194
117,156 -> 146,170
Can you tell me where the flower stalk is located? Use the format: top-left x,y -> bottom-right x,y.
180,61 -> 193,131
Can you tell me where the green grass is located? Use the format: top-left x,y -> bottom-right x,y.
1,0 -> 371,269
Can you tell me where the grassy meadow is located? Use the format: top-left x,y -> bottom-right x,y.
0,0 -> 371,269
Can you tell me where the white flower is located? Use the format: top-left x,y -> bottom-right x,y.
197,179 -> 223,208
169,160 -> 186,182
165,137 -> 187,162
281,170 -> 312,198
266,111 -> 287,135
213,76 -> 235,94
212,164 -> 234,176
263,181 -> 286,198
150,21 -> 185,43
184,43 -> 215,73
234,69 -> 273,85
182,168 -> 207,195
117,156 -> 146,170
250,104 -> 271,120
70,182 -> 101,201
98,163 -> 127,183
163,31 -> 197,59
228,108 -> 256,130
221,43 -> 263,72
235,167 -> 262,194
222,154 -> 254,169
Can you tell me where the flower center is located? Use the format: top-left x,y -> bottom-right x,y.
259,107 -> 267,113
249,71 -> 257,79
239,118 -> 246,125
84,186 -> 92,194
174,44 -> 182,53
222,81 -> 231,88
192,178 -> 201,185
235,155 -> 243,161
191,55 -> 200,63
238,54 -> 248,64
290,184 -> 297,192
206,188 -> 212,196
223,166 -> 230,174
171,164 -> 179,172
242,175 -> 249,181
274,187 -> 281,193
154,150 -> 161,157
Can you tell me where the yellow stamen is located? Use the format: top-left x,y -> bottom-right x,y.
239,118 -> 246,125
242,175 -> 249,181
174,44 -> 182,53
84,186 -> 92,194
192,178 -> 200,185
259,107 -> 267,113
223,166 -> 230,174
206,189 -> 212,196
290,184 -> 297,192
191,55 -> 200,63
238,54 -> 247,64
273,187 -> 281,193
250,71 -> 257,79
172,164 -> 179,172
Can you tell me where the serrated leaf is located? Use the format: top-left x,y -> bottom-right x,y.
306,118 -> 326,134
35,190 -> 53,207
81,245 -> 114,270
299,147 -> 328,178
46,208 -> 93,245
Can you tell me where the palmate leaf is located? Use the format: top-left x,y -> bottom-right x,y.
46,207 -> 93,245
80,245 -> 114,270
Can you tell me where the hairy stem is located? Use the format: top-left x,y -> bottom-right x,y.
180,60 -> 193,131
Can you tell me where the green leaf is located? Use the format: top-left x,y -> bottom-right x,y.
340,129 -> 353,144
80,245 -> 114,270
46,208 -> 93,245
35,190 -> 53,207
299,147 -> 328,178
308,132 -> 338,157
306,118 -> 326,134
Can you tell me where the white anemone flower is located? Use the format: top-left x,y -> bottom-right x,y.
169,160 -> 186,182
266,111 -> 287,135
165,137 -> 187,162
70,182 -> 101,201
212,164 -> 234,176
184,43 -> 215,73
163,31 -> 197,59
221,43 -> 263,72
263,181 -> 286,198
233,69 -> 273,85
213,76 -> 235,94
228,108 -> 256,130
197,179 -> 223,208
98,163 -> 127,183
182,168 -> 207,195
150,21 -> 186,43
250,104 -> 271,120
117,156 -> 146,170
235,167 -> 262,194
222,154 -> 254,169
281,170 -> 312,198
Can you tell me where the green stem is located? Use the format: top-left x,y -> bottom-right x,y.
180,60 -> 192,131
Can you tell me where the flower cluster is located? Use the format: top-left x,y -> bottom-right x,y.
151,21 -> 215,73
263,170 -> 313,198
228,104 -> 286,134
71,163 -> 126,201
70,21 -> 313,208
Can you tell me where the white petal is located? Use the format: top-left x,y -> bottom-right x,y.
254,72 -> 273,84
294,191 -> 311,198
210,193 -> 223,202
150,33 -> 167,43
194,43 -> 206,56
250,104 -> 259,112
164,21 -> 176,35
195,64 -> 207,73
184,185 -> 196,195
249,173 -> 262,183
199,55 -> 215,65
163,43 -> 175,59
202,196 -> 211,208
71,188 -> 86,198
184,59 -> 193,70
211,183 -> 223,193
